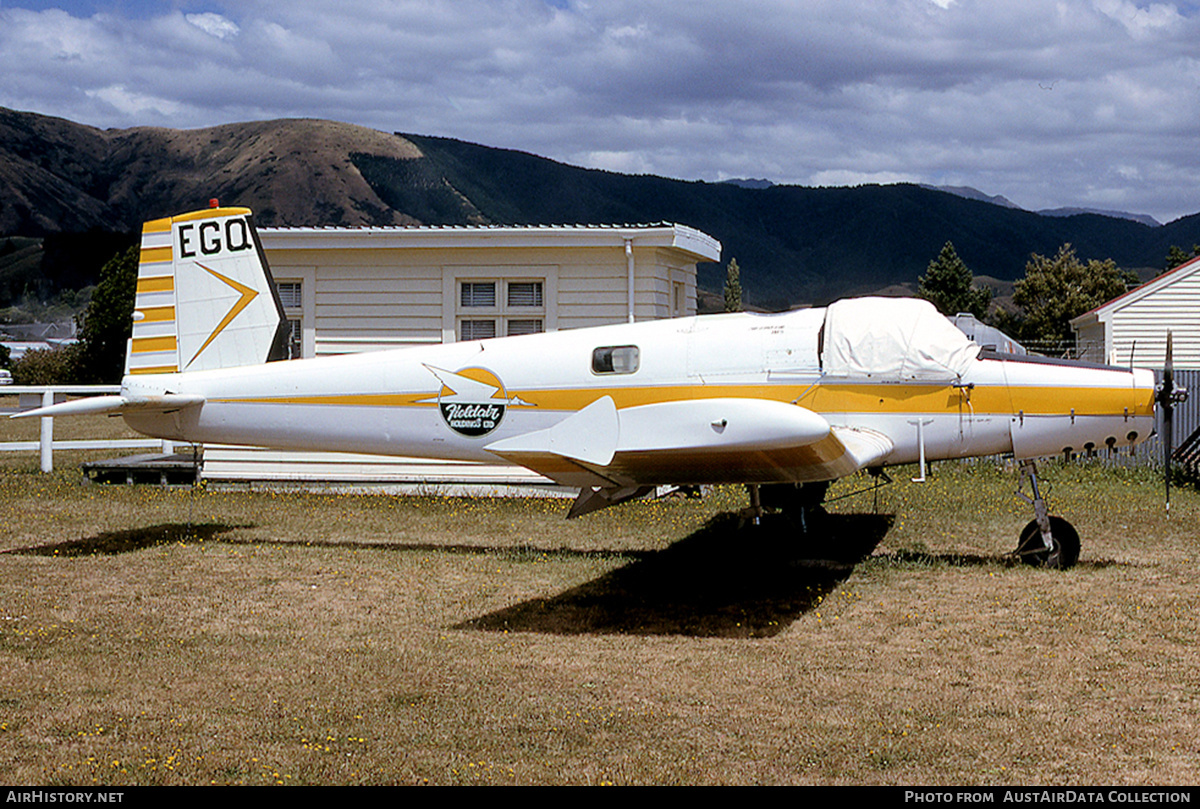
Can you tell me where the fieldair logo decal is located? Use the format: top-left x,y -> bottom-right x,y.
421,365 -> 534,437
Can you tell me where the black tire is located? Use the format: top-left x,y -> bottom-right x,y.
1015,517 -> 1080,569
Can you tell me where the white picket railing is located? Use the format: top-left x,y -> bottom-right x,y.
0,385 -> 170,472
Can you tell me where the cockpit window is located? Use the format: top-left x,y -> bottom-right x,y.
592,345 -> 640,374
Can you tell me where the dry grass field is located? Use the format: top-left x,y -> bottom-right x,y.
1,410 -> 1198,785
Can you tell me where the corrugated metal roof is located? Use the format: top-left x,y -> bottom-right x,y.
258,220 -> 722,262
259,222 -> 683,232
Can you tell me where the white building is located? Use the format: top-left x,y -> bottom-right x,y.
201,222 -> 721,487
258,223 -> 719,358
1070,254 -> 1200,370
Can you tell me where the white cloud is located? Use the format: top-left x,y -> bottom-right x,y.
577,150 -> 656,174
1,0 -> 1199,220
185,12 -> 240,40
809,169 -> 919,187
1093,0 -> 1183,38
85,84 -> 184,117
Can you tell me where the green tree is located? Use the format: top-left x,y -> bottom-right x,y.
1012,244 -> 1136,345
0,343 -> 10,370
1164,244 -> 1200,273
917,241 -> 991,318
75,243 -> 139,383
12,344 -> 81,385
723,257 -> 743,312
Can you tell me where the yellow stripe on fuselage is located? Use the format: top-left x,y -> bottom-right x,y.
207,381 -> 1154,418
214,393 -> 433,408
802,383 -> 1153,418
1004,385 -> 1153,417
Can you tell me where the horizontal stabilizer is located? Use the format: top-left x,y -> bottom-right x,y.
11,394 -> 205,420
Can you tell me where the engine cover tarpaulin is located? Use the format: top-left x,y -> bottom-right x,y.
822,297 -> 981,382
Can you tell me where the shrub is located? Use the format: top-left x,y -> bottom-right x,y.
11,344 -> 82,385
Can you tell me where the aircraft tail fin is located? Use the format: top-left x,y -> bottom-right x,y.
128,205 -> 287,376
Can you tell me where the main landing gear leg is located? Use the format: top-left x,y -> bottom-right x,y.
1013,460 -> 1080,569
741,484 -> 764,526
756,482 -> 830,533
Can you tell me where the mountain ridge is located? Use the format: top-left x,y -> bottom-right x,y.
3,107 -> 1198,309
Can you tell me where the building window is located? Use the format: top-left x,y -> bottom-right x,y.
461,282 -> 497,308
277,281 -> 302,309
507,281 -> 543,308
507,319 -> 543,336
456,278 -> 545,341
275,280 -> 304,359
460,319 -> 497,341
286,319 -> 302,360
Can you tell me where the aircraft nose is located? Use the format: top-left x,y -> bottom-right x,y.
1134,367 -> 1156,403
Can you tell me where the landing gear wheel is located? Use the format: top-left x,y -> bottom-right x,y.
1015,516 -> 1080,570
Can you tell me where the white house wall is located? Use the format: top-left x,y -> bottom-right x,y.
1073,320 -> 1109,364
268,242 -> 699,353
1109,271 -> 1200,370
272,250 -> 444,353
1072,257 -> 1200,371
634,248 -> 697,321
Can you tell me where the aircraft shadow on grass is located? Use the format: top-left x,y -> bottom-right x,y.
6,522 -> 250,556
458,511 -> 895,639
12,512 -> 892,637
456,513 -> 1125,638
6,511 -> 1121,638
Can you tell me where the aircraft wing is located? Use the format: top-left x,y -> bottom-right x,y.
484,396 -> 894,491
10,394 -> 206,420
828,425 -> 895,472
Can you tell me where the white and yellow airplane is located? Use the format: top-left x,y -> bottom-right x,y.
18,205 -> 1166,568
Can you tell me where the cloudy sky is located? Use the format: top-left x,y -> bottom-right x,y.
2,0 -> 1199,222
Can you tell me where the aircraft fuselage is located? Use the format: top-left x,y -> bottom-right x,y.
122,308 -> 1156,487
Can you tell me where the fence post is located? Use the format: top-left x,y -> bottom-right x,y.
40,389 -> 54,473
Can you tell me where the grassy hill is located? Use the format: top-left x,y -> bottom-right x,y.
3,107 -> 1199,309
387,134 -> 1181,306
